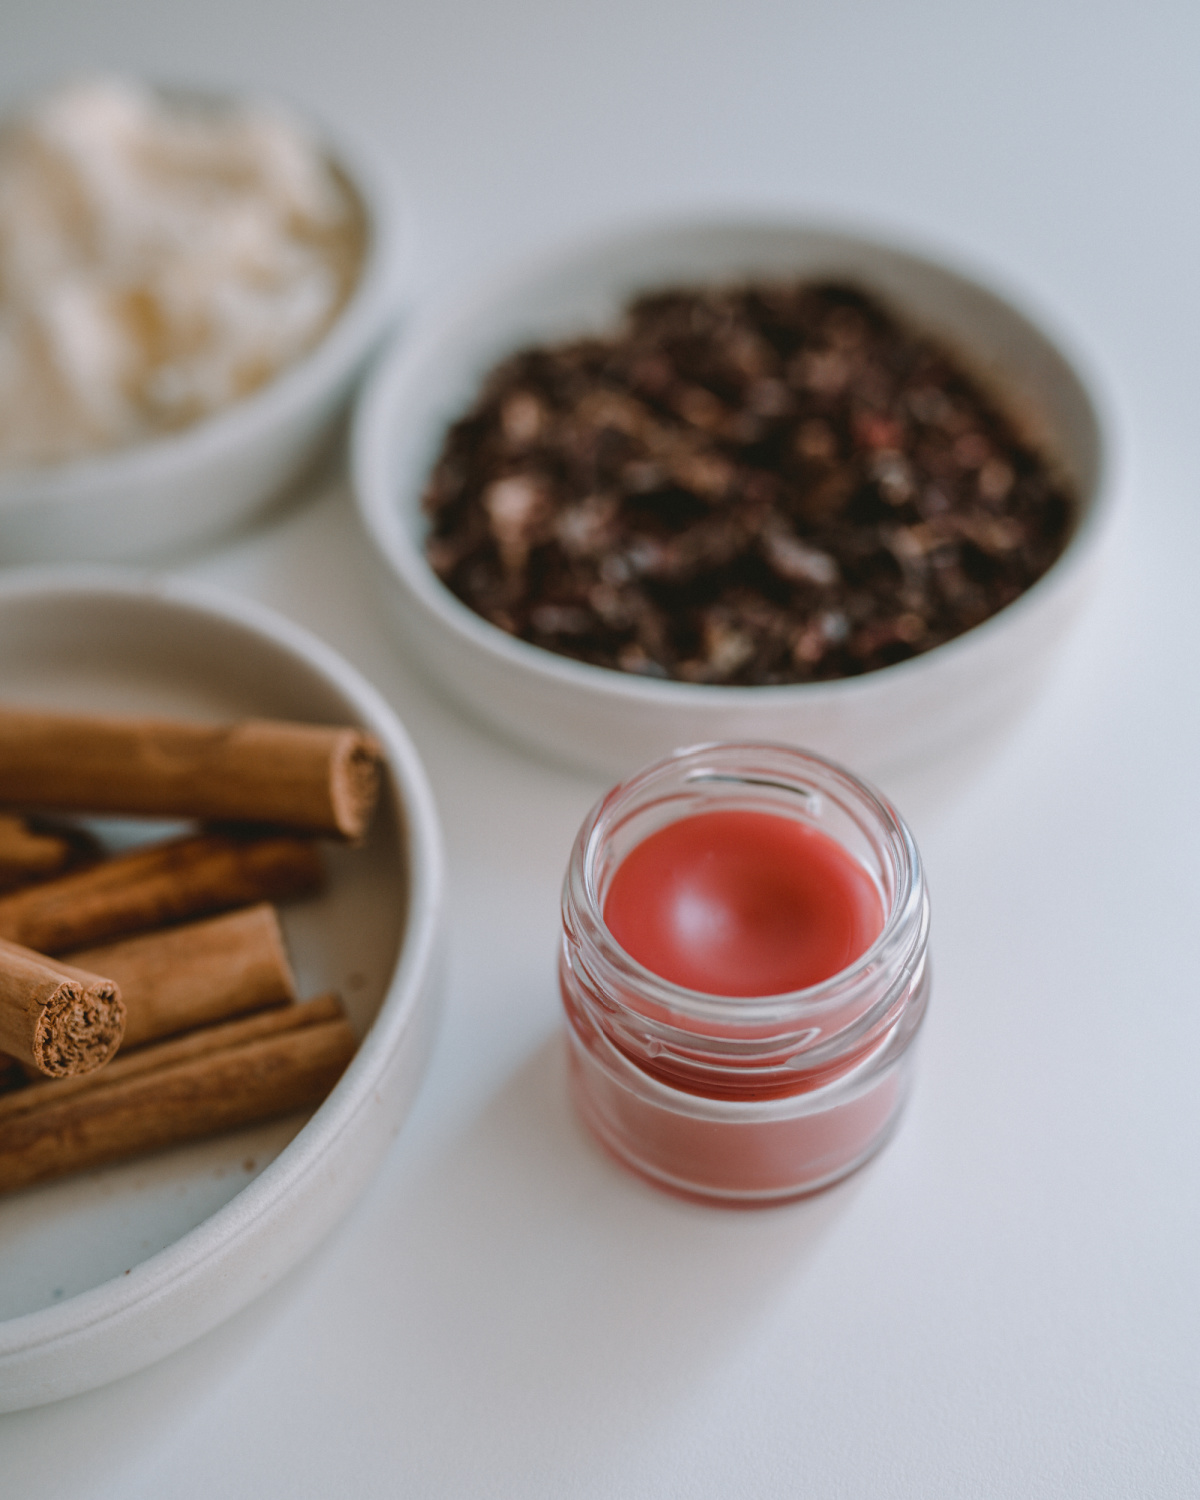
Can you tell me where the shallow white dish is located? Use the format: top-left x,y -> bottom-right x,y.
353,216 -> 1114,784
0,88 -> 406,565
0,569 -> 444,1412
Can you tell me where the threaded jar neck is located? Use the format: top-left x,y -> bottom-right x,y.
560,742 -> 930,1101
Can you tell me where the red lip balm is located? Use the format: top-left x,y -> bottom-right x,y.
603,808 -> 884,999
559,744 -> 931,1205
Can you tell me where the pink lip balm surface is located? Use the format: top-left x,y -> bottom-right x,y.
603,809 -> 884,997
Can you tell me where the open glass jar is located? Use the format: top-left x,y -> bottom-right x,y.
559,743 -> 931,1206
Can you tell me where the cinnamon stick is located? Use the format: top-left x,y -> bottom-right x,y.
0,831 -> 323,955
68,904 -> 299,1048
0,993 -> 344,1121
0,1003 -> 357,1193
0,938 -> 124,1077
0,813 -> 78,890
0,707 -> 383,840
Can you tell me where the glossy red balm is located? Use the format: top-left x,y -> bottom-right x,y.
603,809 -> 883,996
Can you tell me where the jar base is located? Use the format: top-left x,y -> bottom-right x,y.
565,1026 -> 915,1208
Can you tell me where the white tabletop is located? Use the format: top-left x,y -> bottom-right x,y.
2,2 -> 1198,1494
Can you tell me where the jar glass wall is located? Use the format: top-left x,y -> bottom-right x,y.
559,742 -> 931,1205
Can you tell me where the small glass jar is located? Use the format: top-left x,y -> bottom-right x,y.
559,742 -> 931,1206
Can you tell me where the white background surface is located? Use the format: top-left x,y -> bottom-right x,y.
1,2 -> 1198,1495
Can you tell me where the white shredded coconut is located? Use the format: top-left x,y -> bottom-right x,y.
0,77 -> 364,467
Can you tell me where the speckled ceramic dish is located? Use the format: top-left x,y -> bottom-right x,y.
353,216 -> 1113,786
0,87 -> 406,564
0,569 -> 444,1412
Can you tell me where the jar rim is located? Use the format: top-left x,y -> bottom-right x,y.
565,740 -> 929,1031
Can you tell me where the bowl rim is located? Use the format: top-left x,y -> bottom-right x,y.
352,210 -> 1118,708
0,79 -> 408,510
0,565 -> 445,1366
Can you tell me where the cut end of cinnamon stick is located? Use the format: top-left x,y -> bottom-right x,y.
33,979 -> 125,1079
0,814 -> 71,880
0,813 -> 96,892
329,732 -> 384,841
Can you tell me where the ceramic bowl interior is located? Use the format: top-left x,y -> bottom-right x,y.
0,86 -> 405,565
353,218 -> 1112,786
0,570 -> 443,1412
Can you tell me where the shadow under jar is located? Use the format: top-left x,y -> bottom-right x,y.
559,743 -> 931,1205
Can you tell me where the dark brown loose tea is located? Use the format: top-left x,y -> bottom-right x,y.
421,282 -> 1076,684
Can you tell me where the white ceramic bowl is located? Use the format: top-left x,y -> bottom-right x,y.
0,569 -> 444,1412
352,217 -> 1114,785
0,90 -> 406,565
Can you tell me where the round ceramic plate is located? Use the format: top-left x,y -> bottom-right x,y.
0,570 -> 444,1412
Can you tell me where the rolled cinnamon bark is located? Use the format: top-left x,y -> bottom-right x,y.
0,813 -> 78,890
0,1000 -> 357,1192
0,831 -> 323,955
0,938 -> 125,1077
69,904 -> 299,1048
0,707 -> 383,840
0,993 -> 344,1121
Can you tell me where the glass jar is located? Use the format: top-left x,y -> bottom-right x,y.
559,742 -> 931,1206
